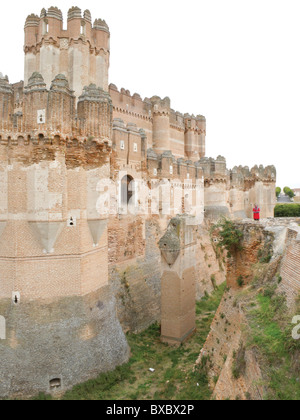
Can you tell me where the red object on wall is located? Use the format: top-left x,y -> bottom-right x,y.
253,205 -> 260,221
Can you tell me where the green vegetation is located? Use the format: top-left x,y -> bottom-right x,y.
211,275 -> 217,290
246,285 -> 300,400
232,343 -> 246,380
274,203 -> 300,218
276,187 -> 281,198
237,276 -> 244,288
257,246 -> 273,264
211,218 -> 244,254
35,283 -> 226,401
283,187 -> 295,199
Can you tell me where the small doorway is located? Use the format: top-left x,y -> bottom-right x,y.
121,175 -> 134,206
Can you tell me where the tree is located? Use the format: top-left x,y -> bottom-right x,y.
283,187 -> 295,199
276,187 -> 281,198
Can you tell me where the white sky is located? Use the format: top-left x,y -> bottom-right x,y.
1,0 -> 299,188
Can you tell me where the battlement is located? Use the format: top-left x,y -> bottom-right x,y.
25,6 -> 109,35
198,156 -> 227,179
108,84 -> 206,159
151,96 -> 171,115
146,148 -> 203,181
0,73 -> 12,94
198,158 -> 277,188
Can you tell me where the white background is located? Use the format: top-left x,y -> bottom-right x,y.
1,0 -> 299,189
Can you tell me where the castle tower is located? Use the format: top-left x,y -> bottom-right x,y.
23,72 -> 48,133
77,84 -> 113,140
24,7 -> 110,99
197,115 -> 206,159
184,114 -> 199,161
0,7 -> 129,399
151,96 -> 171,153
184,114 -> 206,161
48,74 -> 75,135
0,74 -> 13,131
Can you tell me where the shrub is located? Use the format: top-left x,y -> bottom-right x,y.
232,343 -> 246,379
275,204 -> 300,218
237,276 -> 244,288
211,275 -> 217,290
212,218 -> 244,254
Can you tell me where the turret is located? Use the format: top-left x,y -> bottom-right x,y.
0,73 -> 13,130
184,114 -> 199,161
24,14 -> 40,86
77,84 -> 113,140
48,74 -> 75,135
197,115 -> 206,158
151,96 -> 171,153
184,114 -> 206,161
39,7 -> 63,40
92,18 -> 110,93
215,156 -> 227,176
23,72 -> 48,132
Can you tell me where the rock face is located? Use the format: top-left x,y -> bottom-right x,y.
197,287 -> 265,401
226,222 -> 273,289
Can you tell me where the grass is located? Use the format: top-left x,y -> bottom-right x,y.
246,290 -> 300,400
35,283 -> 226,401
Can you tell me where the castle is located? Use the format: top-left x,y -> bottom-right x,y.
0,7 -> 276,397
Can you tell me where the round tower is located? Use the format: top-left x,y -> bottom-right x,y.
197,115 -> 206,159
77,84 -> 113,140
24,14 -> 40,86
0,74 -> 13,131
38,8 -> 63,89
48,74 -> 75,135
151,96 -> 171,153
184,114 -> 200,162
92,18 -> 110,92
23,72 -> 48,133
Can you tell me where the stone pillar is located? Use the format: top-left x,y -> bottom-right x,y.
159,216 -> 197,345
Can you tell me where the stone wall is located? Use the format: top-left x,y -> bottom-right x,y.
109,217 -> 164,332
279,225 -> 300,306
0,286 -> 129,398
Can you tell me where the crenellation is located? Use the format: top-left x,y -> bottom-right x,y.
93,18 -> 110,33
67,6 -> 82,20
